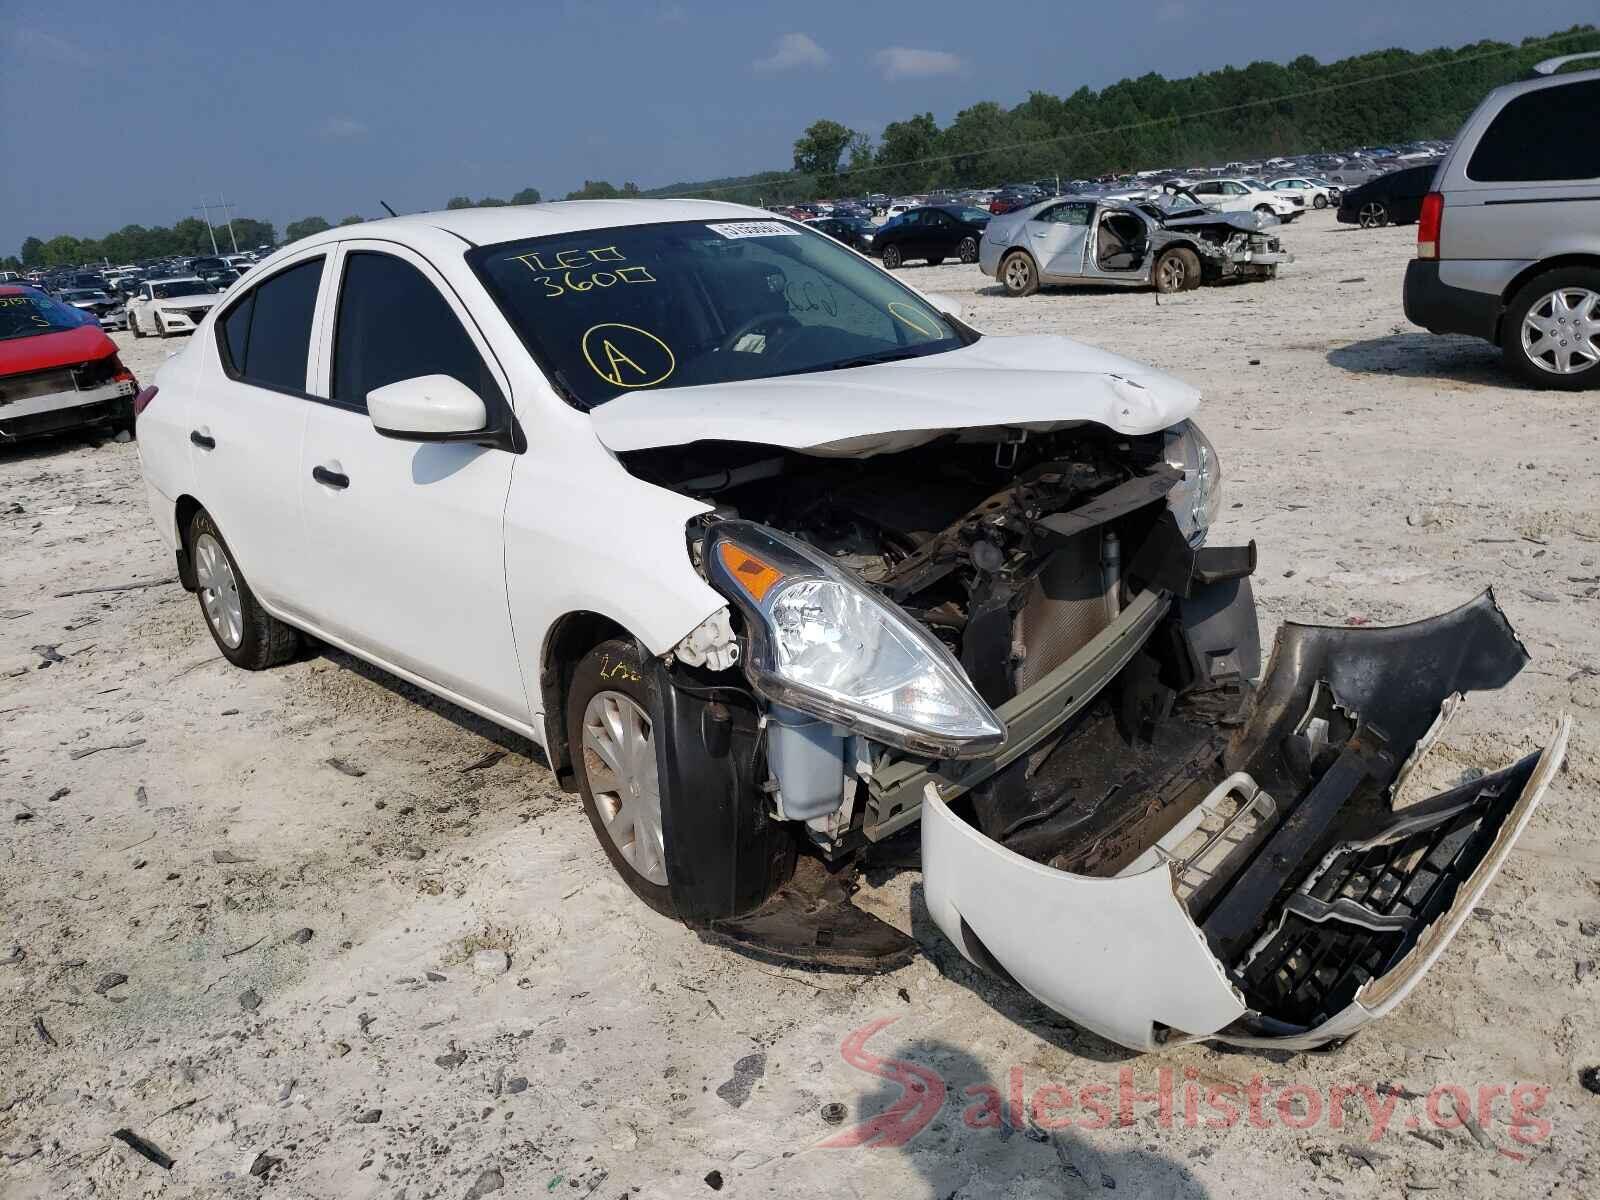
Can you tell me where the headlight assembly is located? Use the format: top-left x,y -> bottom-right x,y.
1164,419 -> 1223,545
703,520 -> 1004,759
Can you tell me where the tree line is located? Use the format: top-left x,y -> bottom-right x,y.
653,24 -> 1600,205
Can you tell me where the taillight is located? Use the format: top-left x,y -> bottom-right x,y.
133,386 -> 158,418
1417,192 -> 1443,260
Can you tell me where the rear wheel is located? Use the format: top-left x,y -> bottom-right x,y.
1358,202 -> 1388,229
1000,250 -> 1039,297
1503,268 -> 1600,390
568,639 -> 676,916
958,236 -> 979,264
187,508 -> 300,669
881,244 -> 902,269
1154,247 -> 1200,294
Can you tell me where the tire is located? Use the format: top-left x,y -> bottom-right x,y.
1358,202 -> 1388,229
567,639 -> 676,917
958,236 -> 979,264
881,244 -> 902,269
1000,250 -> 1039,297
1313,193 -> 1328,209
129,313 -> 143,339
1154,247 -> 1200,294
1501,267 -> 1600,390
187,508 -> 300,669
156,315 -> 169,338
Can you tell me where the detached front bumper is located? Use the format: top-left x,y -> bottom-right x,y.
922,591 -> 1567,1051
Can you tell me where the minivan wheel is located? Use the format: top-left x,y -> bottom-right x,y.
1000,250 -> 1039,297
881,245 -> 902,269
567,638 -> 676,916
1504,269 -> 1600,389
187,508 -> 301,669
1358,202 -> 1388,229
958,236 -> 979,264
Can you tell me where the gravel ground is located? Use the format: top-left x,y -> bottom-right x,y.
3,208 -> 1598,1198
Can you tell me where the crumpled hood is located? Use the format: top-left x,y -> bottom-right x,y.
589,335 -> 1200,457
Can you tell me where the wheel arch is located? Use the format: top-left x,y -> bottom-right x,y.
540,610 -> 636,790
173,494 -> 203,591
1495,255 -> 1600,345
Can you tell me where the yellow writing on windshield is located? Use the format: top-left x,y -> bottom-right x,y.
887,302 -> 940,339
513,245 -> 657,300
581,323 -> 676,389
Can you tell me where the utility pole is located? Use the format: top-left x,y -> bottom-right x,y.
194,199 -> 220,255
215,194 -> 240,254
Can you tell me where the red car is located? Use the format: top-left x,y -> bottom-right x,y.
0,286 -> 140,443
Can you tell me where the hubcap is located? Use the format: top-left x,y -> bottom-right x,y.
960,238 -> 977,262
1159,257 -> 1185,289
193,532 -> 244,649
1360,203 -> 1384,227
1004,256 -> 1031,291
1521,286 -> 1600,376
582,690 -> 667,886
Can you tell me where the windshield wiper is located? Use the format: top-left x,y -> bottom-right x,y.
775,347 -> 934,378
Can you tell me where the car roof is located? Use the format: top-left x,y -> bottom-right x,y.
150,275 -> 206,284
289,199 -> 769,252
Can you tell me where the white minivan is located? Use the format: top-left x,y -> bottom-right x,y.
134,200 -> 1563,1052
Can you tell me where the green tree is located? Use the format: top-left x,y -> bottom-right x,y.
284,216 -> 333,243
445,196 -> 475,209
563,180 -> 640,200
792,119 -> 855,191
476,196 -> 509,207
339,215 -> 365,225
41,236 -> 84,266
511,187 -> 542,204
20,236 -> 46,267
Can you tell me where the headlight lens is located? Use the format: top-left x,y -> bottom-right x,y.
1164,419 -> 1223,545
704,521 -> 1004,759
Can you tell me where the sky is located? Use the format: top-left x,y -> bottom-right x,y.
0,0 -> 1562,246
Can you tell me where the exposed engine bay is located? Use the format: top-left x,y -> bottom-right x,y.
625,425 -> 1186,711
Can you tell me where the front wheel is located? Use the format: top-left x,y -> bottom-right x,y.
1503,268 -> 1600,390
1313,193 -> 1328,209
1000,251 -> 1038,297
568,639 -> 676,916
156,315 -> 170,338
880,244 -> 902,269
1154,247 -> 1200,294
958,236 -> 979,264
129,313 -> 143,339
187,508 -> 300,669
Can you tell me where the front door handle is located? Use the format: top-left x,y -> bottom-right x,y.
312,465 -> 350,490
189,430 -> 215,450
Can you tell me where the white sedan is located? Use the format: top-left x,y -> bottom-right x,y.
127,277 -> 223,338
134,200 -> 1562,1051
1267,176 -> 1341,209
1188,177 -> 1303,221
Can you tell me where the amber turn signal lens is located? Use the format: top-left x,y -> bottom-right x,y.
716,542 -> 784,602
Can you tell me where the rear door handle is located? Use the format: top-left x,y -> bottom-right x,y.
189,430 -> 215,450
312,465 -> 349,490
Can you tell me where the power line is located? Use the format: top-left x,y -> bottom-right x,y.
671,28 -> 1595,197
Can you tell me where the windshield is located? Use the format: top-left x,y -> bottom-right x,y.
471,219 -> 967,410
152,280 -> 216,299
0,292 -> 90,340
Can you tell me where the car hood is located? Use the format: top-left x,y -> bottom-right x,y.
157,294 -> 221,308
0,324 -> 117,376
589,335 -> 1200,457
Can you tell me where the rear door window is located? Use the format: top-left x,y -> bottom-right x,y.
332,251 -> 504,412
219,258 -> 324,393
1467,79 -> 1600,182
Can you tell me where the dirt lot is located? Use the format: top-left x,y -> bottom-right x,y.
3,209 -> 1598,1199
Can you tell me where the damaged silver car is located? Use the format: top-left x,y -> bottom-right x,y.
979,191 -> 1292,296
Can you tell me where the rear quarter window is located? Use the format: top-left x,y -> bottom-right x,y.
1467,79 -> 1600,183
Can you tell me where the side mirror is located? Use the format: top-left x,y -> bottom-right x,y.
923,292 -> 963,320
368,374 -> 488,442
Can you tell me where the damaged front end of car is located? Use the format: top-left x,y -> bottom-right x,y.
609,376 -> 1561,1045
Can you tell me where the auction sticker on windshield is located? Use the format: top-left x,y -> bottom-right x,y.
707,221 -> 802,239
